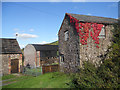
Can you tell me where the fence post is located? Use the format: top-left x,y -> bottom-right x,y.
41,66 -> 43,74
50,65 -> 51,72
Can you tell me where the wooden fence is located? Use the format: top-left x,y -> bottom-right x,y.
42,64 -> 59,74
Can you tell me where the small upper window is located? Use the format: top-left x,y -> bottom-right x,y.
99,25 -> 105,38
64,30 -> 69,41
60,54 -> 64,62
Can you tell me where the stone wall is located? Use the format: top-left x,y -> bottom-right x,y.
0,54 -> 2,76
40,57 -> 59,65
59,15 -> 114,73
40,50 -> 58,65
24,45 -> 36,68
1,54 -> 22,75
24,44 -> 58,68
79,25 -> 113,67
58,16 -> 80,73
0,54 -> 9,75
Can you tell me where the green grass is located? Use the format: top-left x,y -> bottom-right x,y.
46,63 -> 59,65
2,75 -> 33,84
3,72 -> 71,88
2,74 -> 17,80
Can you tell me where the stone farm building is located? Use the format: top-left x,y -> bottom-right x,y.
0,38 -> 22,75
58,13 -> 118,73
24,44 -> 58,68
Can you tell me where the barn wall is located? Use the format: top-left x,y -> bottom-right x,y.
40,50 -> 57,57
0,55 -> 2,76
24,45 -> 36,68
50,50 -> 58,57
36,51 -> 40,67
79,25 -> 113,67
40,57 -> 59,65
59,15 -> 114,73
19,54 -> 22,72
0,54 -> 9,75
40,50 -> 58,65
58,16 -> 80,73
1,54 -> 22,75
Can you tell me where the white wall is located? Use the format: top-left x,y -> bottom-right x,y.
24,44 -> 36,68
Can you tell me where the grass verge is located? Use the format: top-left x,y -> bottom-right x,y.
3,72 -> 71,88
2,74 -> 16,80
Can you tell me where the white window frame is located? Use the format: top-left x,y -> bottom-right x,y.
64,30 -> 69,41
98,25 -> 105,38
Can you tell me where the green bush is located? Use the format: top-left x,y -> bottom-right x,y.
70,60 -> 119,88
70,23 -> 119,88
70,62 -> 104,88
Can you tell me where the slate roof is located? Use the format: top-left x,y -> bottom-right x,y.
67,13 -> 118,24
31,44 -> 58,51
0,38 -> 22,54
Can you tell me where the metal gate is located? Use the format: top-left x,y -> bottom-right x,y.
11,59 -> 19,73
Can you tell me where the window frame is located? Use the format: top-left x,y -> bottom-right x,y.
64,30 -> 69,41
60,54 -> 64,63
98,25 -> 106,38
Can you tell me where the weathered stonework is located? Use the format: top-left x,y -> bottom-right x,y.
0,54 -> 22,75
58,13 -> 117,73
24,44 -> 58,68
79,25 -> 113,67
0,38 -> 22,75
24,45 -> 36,68
0,54 -> 9,75
59,16 -> 80,73
40,57 -> 59,65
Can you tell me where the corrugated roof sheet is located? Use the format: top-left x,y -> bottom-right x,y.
0,38 -> 22,54
31,44 -> 58,51
67,13 -> 118,24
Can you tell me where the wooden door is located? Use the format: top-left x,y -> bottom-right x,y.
11,59 -> 19,73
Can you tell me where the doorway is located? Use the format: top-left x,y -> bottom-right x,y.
11,59 -> 19,73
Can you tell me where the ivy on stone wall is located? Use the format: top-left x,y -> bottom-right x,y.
67,14 -> 103,48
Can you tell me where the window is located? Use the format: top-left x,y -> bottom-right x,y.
64,30 -> 69,41
99,25 -> 105,38
60,54 -> 64,62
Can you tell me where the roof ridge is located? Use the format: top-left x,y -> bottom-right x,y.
32,44 -> 58,46
0,38 -> 16,40
66,13 -> 118,21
